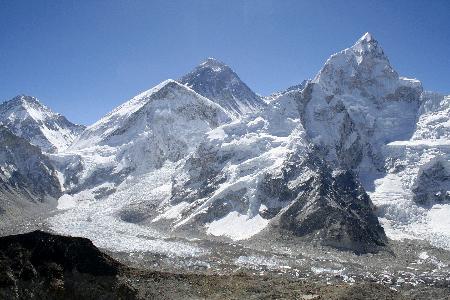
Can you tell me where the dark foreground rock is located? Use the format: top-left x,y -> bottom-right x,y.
0,230 -> 136,300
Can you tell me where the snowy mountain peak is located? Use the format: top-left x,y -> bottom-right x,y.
304,33 -> 423,174
8,94 -> 41,106
73,78 -> 230,149
155,78 -> 187,92
351,32 -> 385,58
358,32 -> 374,43
3,94 -> 48,113
179,58 -> 265,118
313,31 -> 402,95
0,95 -> 85,153
200,57 -> 228,72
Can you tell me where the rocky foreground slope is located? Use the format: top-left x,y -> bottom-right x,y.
0,231 -> 135,299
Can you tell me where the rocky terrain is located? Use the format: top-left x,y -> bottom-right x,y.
0,231 -> 135,299
1,230 -> 448,300
179,57 -> 266,118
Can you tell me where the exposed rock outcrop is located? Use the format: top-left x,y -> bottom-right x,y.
261,151 -> 387,254
0,230 -> 136,300
412,157 -> 450,206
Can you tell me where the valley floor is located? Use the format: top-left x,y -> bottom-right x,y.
1,209 -> 449,299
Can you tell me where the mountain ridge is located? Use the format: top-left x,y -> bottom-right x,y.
0,95 -> 85,153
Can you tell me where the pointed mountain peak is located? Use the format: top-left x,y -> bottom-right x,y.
153,78 -> 179,90
130,79 -> 188,102
0,94 -> 84,153
351,32 -> 384,56
179,58 -> 265,117
5,94 -> 41,107
358,32 -> 375,43
199,57 -> 229,71
313,32 -> 400,92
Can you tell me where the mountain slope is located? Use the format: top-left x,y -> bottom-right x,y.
0,126 -> 61,226
369,92 -> 450,249
179,58 -> 266,118
0,230 -> 136,299
58,79 -> 230,202
153,87 -> 386,253
0,95 -> 85,153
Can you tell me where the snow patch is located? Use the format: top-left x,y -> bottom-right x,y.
206,211 -> 269,240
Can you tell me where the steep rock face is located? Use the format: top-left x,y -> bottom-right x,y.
0,230 -> 136,300
412,157 -> 450,206
0,126 -> 61,199
0,95 -> 85,153
0,126 -> 61,224
264,151 -> 387,253
179,58 -> 266,118
299,33 -> 422,175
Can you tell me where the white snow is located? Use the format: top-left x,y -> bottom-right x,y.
152,201 -> 190,222
56,194 -> 77,210
206,211 -> 269,240
0,95 -> 83,152
168,92 -> 308,238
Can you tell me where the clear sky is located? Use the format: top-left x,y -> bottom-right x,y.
1,0 -> 449,125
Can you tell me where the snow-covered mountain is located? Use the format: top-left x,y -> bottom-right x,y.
298,32 -> 422,175
179,58 -> 266,118
4,32 -> 449,255
0,95 -> 85,153
279,32 -> 449,249
55,79 -> 230,203
152,84 -> 386,253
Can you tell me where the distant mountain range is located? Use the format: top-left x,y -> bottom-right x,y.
1,32 -> 449,254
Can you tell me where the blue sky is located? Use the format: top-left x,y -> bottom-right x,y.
1,0 -> 449,125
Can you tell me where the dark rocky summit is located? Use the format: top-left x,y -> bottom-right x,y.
179,58 -> 266,117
